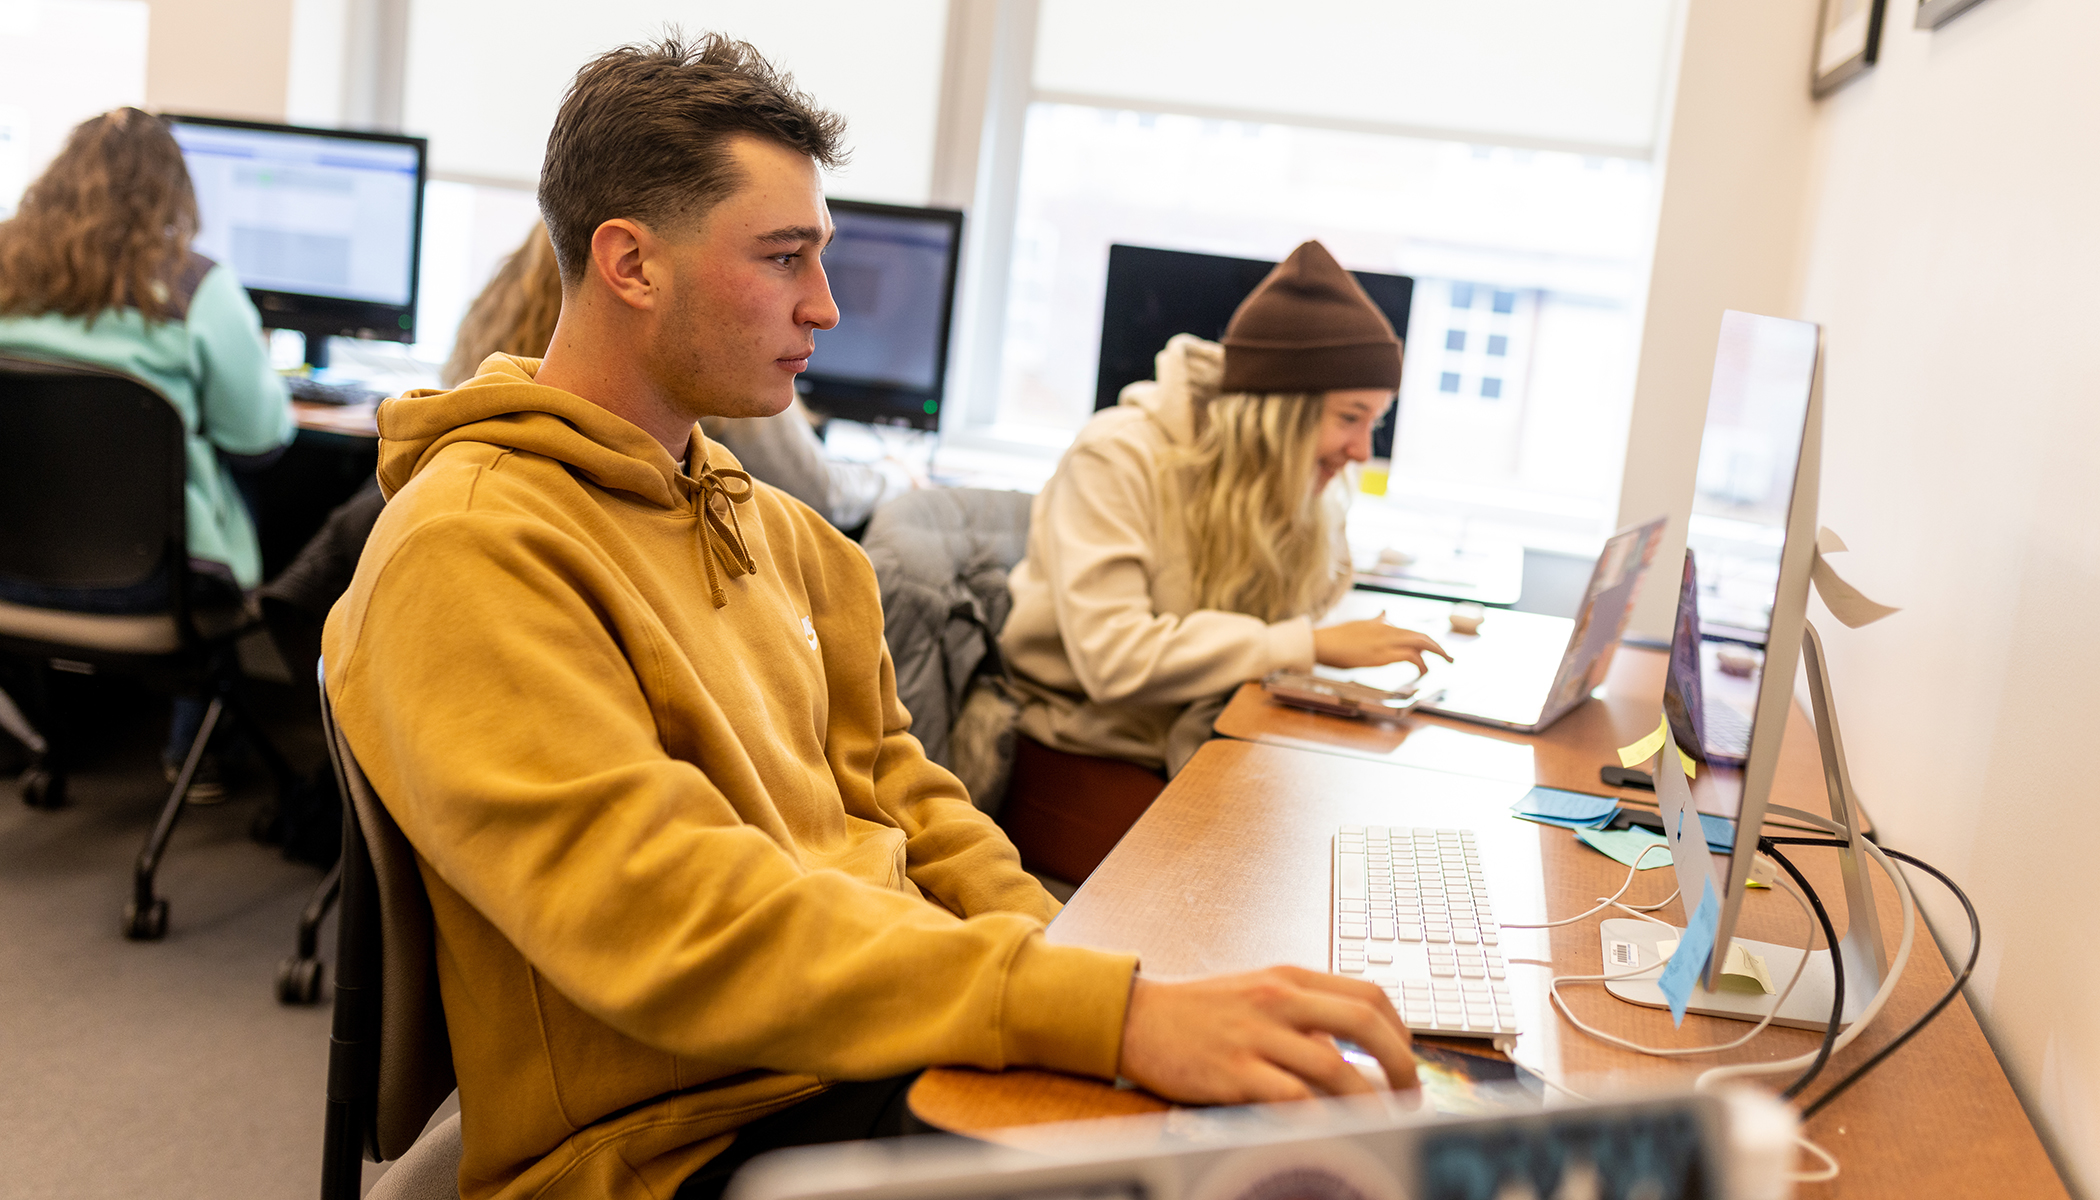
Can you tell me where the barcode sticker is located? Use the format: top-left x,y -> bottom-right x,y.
1608,940 -> 1640,968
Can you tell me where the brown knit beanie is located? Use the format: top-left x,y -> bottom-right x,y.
1220,240 -> 1403,394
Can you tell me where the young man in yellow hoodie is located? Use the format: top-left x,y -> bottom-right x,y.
323,33 -> 1414,1200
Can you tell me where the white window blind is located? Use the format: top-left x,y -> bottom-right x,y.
401,0 -> 949,203
1033,0 -> 1677,157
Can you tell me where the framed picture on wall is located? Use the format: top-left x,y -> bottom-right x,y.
1916,0 -> 1991,29
1812,0 -> 1888,96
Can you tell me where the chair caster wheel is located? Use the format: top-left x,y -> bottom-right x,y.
124,897 -> 169,941
20,767 -> 64,810
277,956 -> 325,1005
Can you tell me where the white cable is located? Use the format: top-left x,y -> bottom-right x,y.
1500,843 -> 1678,929
1693,836 -> 1916,1092
1792,1133 -> 1840,1183
1545,868 -> 1818,1058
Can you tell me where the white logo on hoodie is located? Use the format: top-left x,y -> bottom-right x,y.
801,616 -> 820,652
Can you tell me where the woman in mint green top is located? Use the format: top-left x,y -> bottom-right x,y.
0,107 -> 293,594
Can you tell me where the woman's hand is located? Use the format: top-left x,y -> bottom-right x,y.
1313,615 -> 1452,672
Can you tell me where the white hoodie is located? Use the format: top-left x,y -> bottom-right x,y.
1001,335 -> 1352,774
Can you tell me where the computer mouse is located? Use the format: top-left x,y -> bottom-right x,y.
1449,602 -> 1486,635
1717,645 -> 1760,677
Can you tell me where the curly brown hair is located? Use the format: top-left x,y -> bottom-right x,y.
441,222 -> 564,386
0,107 -> 200,324
538,31 -> 847,285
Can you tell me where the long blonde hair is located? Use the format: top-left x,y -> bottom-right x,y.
0,108 -> 199,324
441,222 -> 563,385
1177,346 -> 1345,623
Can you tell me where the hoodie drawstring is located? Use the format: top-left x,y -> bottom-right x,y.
688,466 -> 757,608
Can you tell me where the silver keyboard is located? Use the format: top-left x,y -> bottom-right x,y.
1334,825 -> 1517,1041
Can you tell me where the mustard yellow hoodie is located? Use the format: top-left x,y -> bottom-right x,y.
322,357 -> 1137,1200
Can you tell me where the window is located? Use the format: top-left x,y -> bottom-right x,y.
992,104 -> 1654,528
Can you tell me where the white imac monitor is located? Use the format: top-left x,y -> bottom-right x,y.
1604,310 -> 1884,1024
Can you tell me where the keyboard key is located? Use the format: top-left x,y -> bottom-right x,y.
1340,856 -> 1366,900
1458,960 -> 1485,979
1482,930 -> 1499,946
1340,899 -> 1365,914
1367,946 -> 1393,964
1453,927 -> 1479,945
1369,920 -> 1396,940
1428,960 -> 1456,977
1340,922 -> 1368,939
1391,924 -> 1422,942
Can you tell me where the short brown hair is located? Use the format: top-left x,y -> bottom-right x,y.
538,32 -> 848,284
0,107 -> 199,323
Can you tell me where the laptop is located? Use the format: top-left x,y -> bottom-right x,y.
1318,517 -> 1666,734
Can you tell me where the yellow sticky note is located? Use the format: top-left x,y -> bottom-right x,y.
1617,716 -> 1668,768
1358,466 -> 1389,497
1719,943 -> 1775,994
1616,714 -> 1698,778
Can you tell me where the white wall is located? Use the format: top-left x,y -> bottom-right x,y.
143,0 -> 291,119
1792,0 -> 2100,1192
1615,0 -> 1823,641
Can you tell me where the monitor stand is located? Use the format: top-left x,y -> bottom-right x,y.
1600,619 -> 1887,1028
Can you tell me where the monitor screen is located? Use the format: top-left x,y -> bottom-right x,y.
1094,245 -> 1414,458
167,115 -> 427,350
797,199 -> 963,431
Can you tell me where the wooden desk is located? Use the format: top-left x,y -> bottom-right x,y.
1213,644 -> 1836,831
913,740 -> 2065,1198
293,399 -> 380,438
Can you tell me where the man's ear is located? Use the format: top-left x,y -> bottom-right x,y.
587,219 -> 659,312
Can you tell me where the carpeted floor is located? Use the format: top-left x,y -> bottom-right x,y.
0,672 -> 422,1198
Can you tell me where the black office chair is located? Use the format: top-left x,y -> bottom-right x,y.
0,352 -> 295,939
316,664 -> 461,1200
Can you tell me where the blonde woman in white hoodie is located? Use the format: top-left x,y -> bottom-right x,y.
997,241 -> 1448,882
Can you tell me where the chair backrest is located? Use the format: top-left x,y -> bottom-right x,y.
0,353 -> 187,592
318,663 -> 457,1200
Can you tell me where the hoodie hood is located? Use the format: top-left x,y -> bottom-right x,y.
377,354 -> 757,605
1115,333 -> 1223,447
377,354 -> 700,506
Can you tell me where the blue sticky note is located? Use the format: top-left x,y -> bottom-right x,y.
1515,809 -> 1617,831
1512,786 -> 1618,825
1657,879 -> 1720,1026
1700,814 -> 1736,854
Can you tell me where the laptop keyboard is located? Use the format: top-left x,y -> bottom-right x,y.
1334,826 -> 1517,1040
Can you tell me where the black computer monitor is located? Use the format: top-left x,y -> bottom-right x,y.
796,199 -> 964,432
166,115 -> 428,369
1094,244 -> 1414,457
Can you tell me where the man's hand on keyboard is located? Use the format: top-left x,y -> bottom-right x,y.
1116,965 -> 1418,1103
